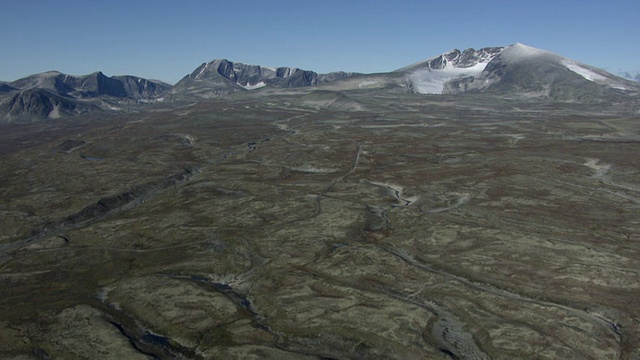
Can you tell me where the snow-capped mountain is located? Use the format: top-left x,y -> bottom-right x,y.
400,43 -> 640,99
396,47 -> 504,94
399,47 -> 504,72
168,59 -> 357,101
475,43 -> 639,96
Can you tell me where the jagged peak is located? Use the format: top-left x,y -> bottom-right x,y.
396,46 -> 505,73
85,71 -> 107,78
208,58 -> 233,66
190,58 -> 314,81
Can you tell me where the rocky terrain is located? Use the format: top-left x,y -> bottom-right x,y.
1,44 -> 640,359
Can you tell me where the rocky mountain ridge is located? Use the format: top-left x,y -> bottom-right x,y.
399,46 -> 505,72
167,59 -> 358,101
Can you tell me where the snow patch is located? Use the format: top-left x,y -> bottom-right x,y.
563,61 -> 608,82
584,158 -> 611,179
238,81 -> 267,90
358,80 -> 378,87
278,67 -> 299,78
289,165 -> 338,173
48,104 -> 61,119
409,61 -> 489,94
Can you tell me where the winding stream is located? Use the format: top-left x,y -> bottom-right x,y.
368,181 -> 417,207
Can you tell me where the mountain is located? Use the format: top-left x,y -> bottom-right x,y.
619,72 -> 640,82
6,71 -> 171,100
399,43 -> 640,100
0,71 -> 172,122
167,59 -> 358,101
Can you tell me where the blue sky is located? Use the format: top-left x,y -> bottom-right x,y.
1,0 -> 638,84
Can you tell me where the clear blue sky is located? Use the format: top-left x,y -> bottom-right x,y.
1,0 -> 638,84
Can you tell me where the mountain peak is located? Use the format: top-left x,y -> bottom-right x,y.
42,70 -> 63,76
500,43 -> 552,63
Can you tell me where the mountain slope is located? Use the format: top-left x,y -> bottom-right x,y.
0,88 -> 99,122
112,75 -> 171,100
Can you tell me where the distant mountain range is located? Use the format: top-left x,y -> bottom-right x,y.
167,59 -> 358,101
2,43 -> 639,122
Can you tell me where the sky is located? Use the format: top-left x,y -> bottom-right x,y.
1,0 -> 639,84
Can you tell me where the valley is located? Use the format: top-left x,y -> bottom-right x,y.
1,89 -> 639,359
